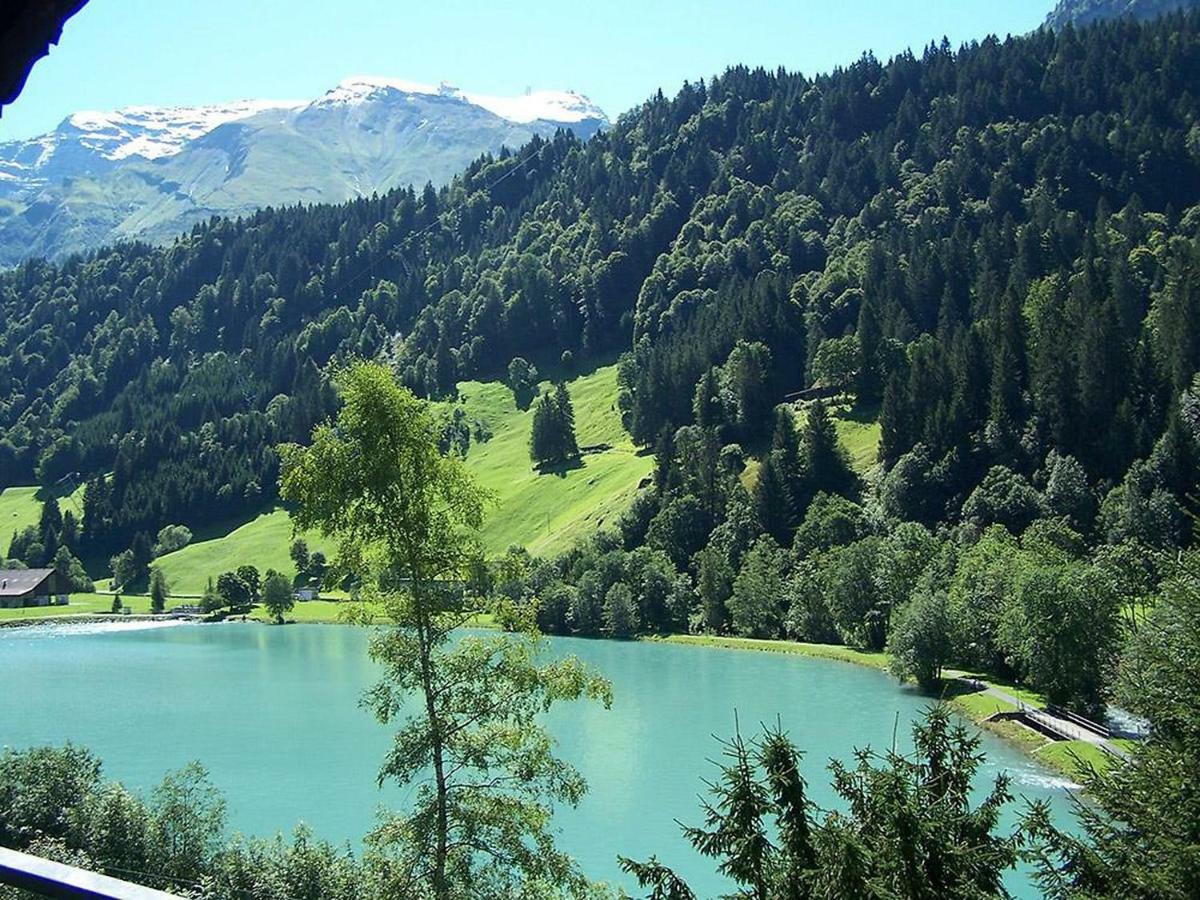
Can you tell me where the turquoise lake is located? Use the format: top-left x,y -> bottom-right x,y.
0,622 -> 1077,896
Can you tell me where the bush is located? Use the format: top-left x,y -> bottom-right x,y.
152,524 -> 193,557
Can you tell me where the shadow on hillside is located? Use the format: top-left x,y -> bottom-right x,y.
512,384 -> 538,410
839,399 -> 881,424
534,457 -> 585,478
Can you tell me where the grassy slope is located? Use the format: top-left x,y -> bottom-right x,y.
836,416 -> 883,473
0,483 -> 87,548
449,364 -> 652,556
91,363 -> 649,595
8,373 -> 870,599
808,400 -> 882,475
146,509 -> 335,596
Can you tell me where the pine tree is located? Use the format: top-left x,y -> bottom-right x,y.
530,384 -> 579,467
130,532 -> 154,588
755,454 -> 794,546
530,390 -> 555,466
149,567 -> 168,614
856,292 -> 884,402
693,367 -> 724,429
696,547 -> 732,633
553,382 -> 579,459
801,401 -> 857,502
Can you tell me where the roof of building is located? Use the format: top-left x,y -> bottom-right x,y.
0,568 -> 55,596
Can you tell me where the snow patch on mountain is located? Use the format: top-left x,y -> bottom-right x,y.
316,76 -> 606,125
62,99 -> 305,161
3,78 -> 605,176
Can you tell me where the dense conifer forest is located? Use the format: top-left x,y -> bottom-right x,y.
4,9 -> 1200,899
2,13 -> 1198,583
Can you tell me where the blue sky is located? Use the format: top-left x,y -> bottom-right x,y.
2,0 -> 1050,141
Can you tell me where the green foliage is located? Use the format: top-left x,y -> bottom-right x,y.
887,587 -> 952,690
1098,460 -> 1186,547
603,582 -> 638,637
727,537 -> 787,638
507,357 -> 539,406
201,576 -> 221,613
108,550 -> 136,591
822,537 -> 890,652
695,545 -> 732,633
1042,452 -> 1095,532
529,383 -> 580,468
235,565 -> 261,602
148,567 -> 167,614
792,493 -> 866,555
800,400 -> 858,506
961,466 -> 1044,534
289,538 -> 311,577
625,706 -> 1019,899
52,545 -> 93,592
280,360 -> 611,898
946,526 -> 1018,673
262,570 -> 294,623
0,745 -> 362,898
811,333 -> 860,393
998,559 -> 1121,717
753,452 -> 793,545
216,571 -> 253,610
152,524 -> 192,558
1028,549 -> 1200,899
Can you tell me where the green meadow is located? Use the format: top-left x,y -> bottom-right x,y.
92,363 -> 650,595
0,482 -> 87,544
8,365 -> 882,599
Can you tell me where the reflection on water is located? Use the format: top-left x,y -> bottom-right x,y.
0,623 -> 1077,897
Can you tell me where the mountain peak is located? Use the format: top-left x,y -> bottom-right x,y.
314,76 -> 606,125
0,74 -> 608,264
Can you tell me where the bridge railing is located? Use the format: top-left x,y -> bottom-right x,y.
1045,704 -> 1112,738
0,845 -> 184,900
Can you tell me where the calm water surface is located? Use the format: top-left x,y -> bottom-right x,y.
0,622 -> 1077,896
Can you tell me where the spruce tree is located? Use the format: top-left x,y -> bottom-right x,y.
754,454 -> 794,546
149,567 -> 168,614
801,401 -> 857,502
530,384 -> 579,467
553,382 -> 579,459
693,367 -> 724,429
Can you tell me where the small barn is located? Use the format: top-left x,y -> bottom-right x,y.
0,569 -> 70,608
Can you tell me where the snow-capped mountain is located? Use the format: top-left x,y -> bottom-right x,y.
315,76 -> 605,125
0,78 -> 607,265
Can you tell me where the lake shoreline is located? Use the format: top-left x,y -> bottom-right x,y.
0,609 -> 1093,782
0,613 -> 163,629
642,633 -> 1091,784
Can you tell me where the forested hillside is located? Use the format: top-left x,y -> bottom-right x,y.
2,12 -> 1199,591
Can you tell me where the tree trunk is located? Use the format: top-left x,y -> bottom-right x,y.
415,579 -> 450,899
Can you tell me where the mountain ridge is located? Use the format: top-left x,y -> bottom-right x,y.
1045,0 -> 1200,27
0,77 -> 607,265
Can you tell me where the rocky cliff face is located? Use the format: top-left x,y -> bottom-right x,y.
1045,0 -> 1199,29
